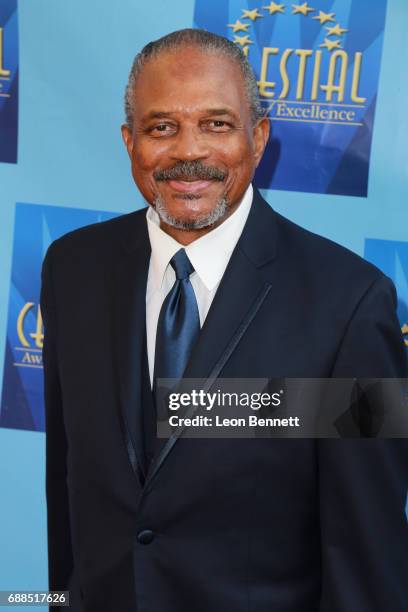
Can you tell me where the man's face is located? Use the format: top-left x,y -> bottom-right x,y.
122,45 -> 269,233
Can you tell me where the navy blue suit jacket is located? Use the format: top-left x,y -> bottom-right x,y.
41,187 -> 408,611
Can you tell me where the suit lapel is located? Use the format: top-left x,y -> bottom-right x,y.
184,248 -> 271,380
144,189 -> 278,490
111,212 -> 151,486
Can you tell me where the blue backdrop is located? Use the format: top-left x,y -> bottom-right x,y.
0,1 -> 407,606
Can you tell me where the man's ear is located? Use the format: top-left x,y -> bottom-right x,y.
121,124 -> 133,158
253,116 -> 270,168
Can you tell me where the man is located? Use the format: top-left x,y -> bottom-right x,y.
41,29 -> 408,612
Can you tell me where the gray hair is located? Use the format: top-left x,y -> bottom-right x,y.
124,28 -> 263,129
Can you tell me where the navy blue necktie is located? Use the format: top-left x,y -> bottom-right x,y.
154,248 -> 200,386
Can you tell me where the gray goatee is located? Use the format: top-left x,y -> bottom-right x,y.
153,194 -> 228,231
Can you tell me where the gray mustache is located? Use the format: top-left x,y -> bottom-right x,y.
153,160 -> 226,182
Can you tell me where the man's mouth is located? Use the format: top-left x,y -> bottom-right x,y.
166,179 -> 215,193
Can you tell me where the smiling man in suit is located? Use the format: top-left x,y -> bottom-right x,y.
41,29 -> 408,612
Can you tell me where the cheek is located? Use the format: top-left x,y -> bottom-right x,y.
220,137 -> 256,200
131,148 -> 154,174
221,136 -> 255,170
223,147 -> 256,186
130,139 -> 170,173
129,148 -> 159,198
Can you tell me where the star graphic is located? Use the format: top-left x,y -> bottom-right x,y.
227,19 -> 250,33
242,8 -> 263,21
234,35 -> 254,47
313,11 -> 335,24
325,23 -> 348,37
320,37 -> 342,51
263,2 -> 285,15
403,323 -> 408,346
292,3 -> 314,16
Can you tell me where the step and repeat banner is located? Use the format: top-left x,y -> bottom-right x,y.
195,0 -> 387,197
0,0 -> 406,596
0,0 -> 18,164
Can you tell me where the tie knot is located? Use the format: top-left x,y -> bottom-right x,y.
170,249 -> 195,280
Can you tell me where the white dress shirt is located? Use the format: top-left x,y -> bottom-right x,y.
146,183 -> 253,385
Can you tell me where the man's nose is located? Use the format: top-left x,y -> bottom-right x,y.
169,125 -> 210,161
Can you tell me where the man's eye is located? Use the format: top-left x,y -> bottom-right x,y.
149,124 -> 176,136
206,120 -> 232,131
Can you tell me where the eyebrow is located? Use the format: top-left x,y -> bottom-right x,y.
141,108 -> 239,121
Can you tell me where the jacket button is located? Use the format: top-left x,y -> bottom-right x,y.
137,529 -> 154,544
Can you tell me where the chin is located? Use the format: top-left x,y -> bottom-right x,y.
154,194 -> 228,231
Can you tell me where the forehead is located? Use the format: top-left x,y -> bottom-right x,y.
132,46 -> 250,119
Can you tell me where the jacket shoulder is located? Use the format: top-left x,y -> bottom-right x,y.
273,209 -> 384,287
45,207 -> 147,261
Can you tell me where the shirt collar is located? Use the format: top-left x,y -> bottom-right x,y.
146,183 -> 253,292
